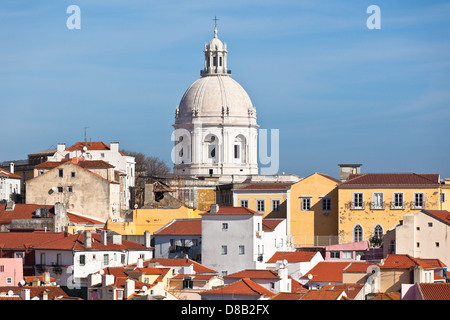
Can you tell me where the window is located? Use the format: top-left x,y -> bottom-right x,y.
322,198 -> 331,211
272,199 -> 281,212
342,251 -> 353,259
436,242 -> 440,248
56,254 -> 62,266
416,242 -> 420,248
413,192 -> 424,208
80,254 -> 85,266
353,225 -> 363,242
240,200 -> 249,208
393,193 -> 404,209
372,192 -> 384,209
0,265 -> 4,272
68,186 -> 73,192
71,172 -> 76,178
234,145 -> 240,159
58,187 -> 63,193
373,224 -> 383,240
301,197 -> 311,211
222,223 -> 228,230
6,277 -> 12,285
183,277 -> 193,289
58,169 -> 63,177
221,245 -> 227,255
330,251 -> 340,259
40,253 -> 45,265
256,200 -> 265,212
353,193 -> 364,209
440,193 -> 446,203
104,254 -> 109,266
239,245 -> 245,255
428,222 -> 433,227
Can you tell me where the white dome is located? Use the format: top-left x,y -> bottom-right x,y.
176,75 -> 255,121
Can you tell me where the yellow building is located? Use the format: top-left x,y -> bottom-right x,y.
288,173 -> 341,247
338,173 -> 443,244
106,205 -> 201,235
228,183 -> 293,219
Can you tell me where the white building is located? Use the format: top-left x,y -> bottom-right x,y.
173,24 -> 259,179
33,230 -> 153,291
0,164 -> 21,203
49,141 -> 135,210
201,205 -> 289,276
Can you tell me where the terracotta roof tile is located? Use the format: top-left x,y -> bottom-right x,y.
0,204 -> 54,225
224,269 -> 280,280
267,251 -> 318,263
35,159 -> 114,168
380,254 -> 436,269
154,219 -> 201,236
0,232 -> 67,249
66,212 -> 104,225
262,219 -> 284,232
200,278 -> 275,297
147,258 -> 217,274
369,292 -> 401,300
419,283 -> 450,300
303,262 -> 351,283
235,183 -> 293,191
65,142 -> 111,152
200,206 -> 262,216
341,173 -> 440,186
0,285 -> 70,299
422,210 -> 450,226
0,168 -> 21,179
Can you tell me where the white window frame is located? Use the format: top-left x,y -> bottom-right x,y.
221,245 -> 227,255
240,199 -> 249,208
352,193 -> 364,209
413,192 -> 424,209
300,196 -> 312,212
271,199 -> 281,212
239,245 -> 245,255
256,199 -> 265,212
392,192 -> 404,209
372,192 -> 384,209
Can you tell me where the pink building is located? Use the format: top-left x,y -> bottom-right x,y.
0,258 -> 23,286
324,241 -> 383,262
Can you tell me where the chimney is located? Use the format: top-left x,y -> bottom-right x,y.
276,260 -> 291,293
43,272 -> 50,284
102,274 -> 115,287
210,204 -> 219,214
42,291 -> 48,300
338,164 -> 362,182
136,257 -> 143,268
84,231 -> 92,249
110,142 -> 119,153
89,273 -> 102,287
109,234 -> 122,245
21,288 -> 30,301
101,230 -> 108,246
9,162 -> 14,174
124,278 -> 135,300
57,143 -> 66,154
144,231 -> 151,248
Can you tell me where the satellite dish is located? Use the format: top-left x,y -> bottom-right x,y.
283,259 -> 288,266
142,286 -> 148,291
307,274 -> 313,280
19,280 -> 25,286
51,186 -> 56,191
83,146 -> 87,152
7,290 -> 14,296
99,270 -> 104,275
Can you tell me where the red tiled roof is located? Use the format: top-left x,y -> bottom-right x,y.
262,219 -> 284,232
0,285 -> 70,299
332,283 -> 364,300
369,292 -> 401,300
224,269 -> 280,280
200,206 -> 262,216
343,262 -> 375,273
171,274 -> 218,281
380,254 -> 436,270
154,219 -> 201,236
32,232 -> 147,251
341,173 -> 440,186
200,278 -> 275,297
35,159 -> 114,168
0,168 -> 21,179
23,275 -> 57,284
303,262 -> 351,283
267,251 -> 318,263
270,292 -> 306,300
422,210 -> 450,226
147,258 -> 217,274
0,204 -> 54,225
65,142 -> 111,152
317,173 -> 341,184
66,212 -> 104,225
419,283 -> 450,300
0,232 -> 67,249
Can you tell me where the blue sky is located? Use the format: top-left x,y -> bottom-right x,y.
1,0 -> 449,179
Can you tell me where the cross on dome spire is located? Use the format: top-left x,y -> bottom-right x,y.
213,16 -> 219,38
201,17 -> 230,77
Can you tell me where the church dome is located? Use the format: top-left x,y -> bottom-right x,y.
176,75 -> 255,120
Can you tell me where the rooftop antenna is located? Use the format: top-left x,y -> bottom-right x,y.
84,127 -> 89,147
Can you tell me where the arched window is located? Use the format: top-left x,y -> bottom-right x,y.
353,224 -> 363,242
373,224 -> 383,240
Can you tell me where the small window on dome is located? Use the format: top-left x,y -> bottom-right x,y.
219,57 -> 222,66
